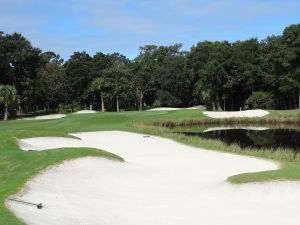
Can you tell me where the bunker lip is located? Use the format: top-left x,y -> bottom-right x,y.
9,131 -> 300,225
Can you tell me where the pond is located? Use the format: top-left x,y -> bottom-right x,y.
177,127 -> 300,152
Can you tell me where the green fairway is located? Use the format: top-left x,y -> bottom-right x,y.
0,109 -> 300,224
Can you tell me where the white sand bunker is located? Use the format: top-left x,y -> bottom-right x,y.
17,137 -> 85,151
203,109 -> 269,118
148,105 -> 205,111
74,110 -> 97,114
21,114 -> 66,120
148,107 -> 182,111
9,131 -> 300,225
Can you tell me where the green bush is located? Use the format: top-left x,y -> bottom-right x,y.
153,90 -> 182,107
246,91 -> 275,109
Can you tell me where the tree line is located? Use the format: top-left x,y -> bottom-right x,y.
0,24 -> 299,119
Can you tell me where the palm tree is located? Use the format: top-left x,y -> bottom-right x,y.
0,85 -> 18,120
90,77 -> 111,112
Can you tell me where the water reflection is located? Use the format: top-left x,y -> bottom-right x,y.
178,128 -> 300,151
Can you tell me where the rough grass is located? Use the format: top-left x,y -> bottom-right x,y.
267,109 -> 300,118
148,115 -> 300,128
0,109 -> 300,224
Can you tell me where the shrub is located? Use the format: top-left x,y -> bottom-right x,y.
246,91 -> 275,109
153,90 -> 182,107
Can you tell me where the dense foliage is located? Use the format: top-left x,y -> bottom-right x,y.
0,24 -> 300,117
246,91 -> 275,109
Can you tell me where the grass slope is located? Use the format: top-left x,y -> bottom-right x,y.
0,109 -> 299,224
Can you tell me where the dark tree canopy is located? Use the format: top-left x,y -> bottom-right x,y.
1,23 -> 300,118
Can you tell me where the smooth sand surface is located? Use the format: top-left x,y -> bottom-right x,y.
21,114 -> 66,120
74,110 -> 97,114
9,131 -> 300,225
203,109 -> 269,118
148,107 -> 184,111
148,106 -> 203,111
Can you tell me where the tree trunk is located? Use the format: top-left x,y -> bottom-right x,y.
231,97 -> 234,111
212,101 -> 216,111
289,97 -> 293,109
90,103 -> 93,110
4,107 -> 8,121
215,95 -> 222,111
101,92 -> 105,112
298,91 -> 300,109
18,106 -> 22,115
139,93 -> 143,111
116,96 -> 120,112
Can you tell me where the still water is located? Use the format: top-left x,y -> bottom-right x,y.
178,128 -> 300,151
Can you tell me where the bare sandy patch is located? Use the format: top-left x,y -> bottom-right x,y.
74,110 -> 97,114
21,114 -> 66,120
148,105 -> 205,111
8,131 -> 300,225
203,109 -> 269,118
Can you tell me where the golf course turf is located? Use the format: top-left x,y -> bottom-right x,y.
0,109 -> 300,224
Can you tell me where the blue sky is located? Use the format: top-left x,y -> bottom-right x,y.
1,0 -> 300,60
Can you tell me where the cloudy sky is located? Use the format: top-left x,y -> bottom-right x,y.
1,0 -> 300,59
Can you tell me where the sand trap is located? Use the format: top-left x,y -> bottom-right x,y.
148,107 -> 182,111
17,137 -> 85,151
148,105 -> 205,111
8,131 -> 300,225
21,114 -> 66,120
203,109 -> 269,118
74,110 -> 97,114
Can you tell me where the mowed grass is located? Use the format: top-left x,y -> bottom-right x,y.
0,109 -> 300,224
